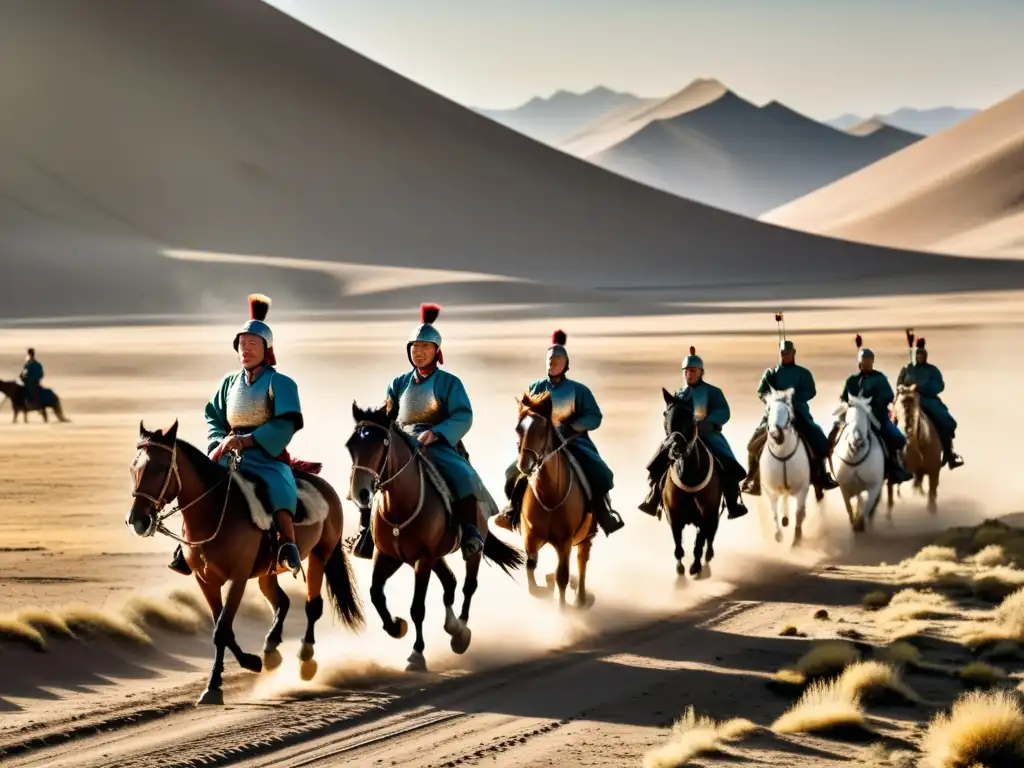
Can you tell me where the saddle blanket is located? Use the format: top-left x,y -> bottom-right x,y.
232,474 -> 330,531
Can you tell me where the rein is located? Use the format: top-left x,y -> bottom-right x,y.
351,420 -> 426,538
518,411 -> 576,513
668,426 -> 714,494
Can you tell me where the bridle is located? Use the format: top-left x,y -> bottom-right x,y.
834,405 -> 874,468
516,410 -> 575,512
349,420 -> 425,538
766,399 -> 801,463
665,405 -> 714,494
131,439 -> 235,545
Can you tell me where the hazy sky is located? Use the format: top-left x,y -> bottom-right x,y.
264,0 -> 1021,119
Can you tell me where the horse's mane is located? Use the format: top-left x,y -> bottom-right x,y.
518,390 -> 553,419
839,395 -> 881,430
141,423 -> 225,487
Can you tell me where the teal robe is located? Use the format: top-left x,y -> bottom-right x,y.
839,370 -> 905,448
20,359 -> 43,402
527,377 -> 614,496
756,362 -> 828,456
897,362 -> 957,439
386,367 -> 492,506
675,381 -> 737,462
205,367 -> 303,514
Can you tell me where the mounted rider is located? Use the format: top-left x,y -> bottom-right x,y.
494,329 -> 625,536
350,303 -> 493,561
741,315 -> 838,498
20,348 -> 44,409
896,331 -> 964,470
828,335 -> 913,484
639,346 -> 749,519
168,294 -> 305,577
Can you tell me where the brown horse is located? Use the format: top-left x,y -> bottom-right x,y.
513,391 -> 596,608
346,403 -> 525,672
888,383 -> 942,513
126,421 -> 364,706
0,380 -> 69,423
660,388 -> 722,578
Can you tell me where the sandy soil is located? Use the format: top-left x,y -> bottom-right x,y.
1,306 -> 1023,766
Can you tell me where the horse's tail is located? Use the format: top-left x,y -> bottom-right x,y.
323,540 -> 366,631
483,532 -> 526,577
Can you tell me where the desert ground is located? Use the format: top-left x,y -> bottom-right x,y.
2,297 -> 1024,766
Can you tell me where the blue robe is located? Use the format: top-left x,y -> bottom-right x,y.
527,377 -> 614,497
839,370 -> 905,449
20,359 -> 43,403
205,366 -> 303,514
897,362 -> 957,440
386,367 -> 494,510
675,381 -> 742,468
756,363 -> 829,457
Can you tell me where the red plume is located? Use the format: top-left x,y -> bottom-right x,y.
774,313 -> 783,322
689,346 -> 696,355
552,329 -> 567,345
855,334 -> 863,349
905,328 -> 915,348
916,337 -> 926,350
420,303 -> 442,324
248,293 -> 271,321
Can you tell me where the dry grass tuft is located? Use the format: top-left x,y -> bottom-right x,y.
775,640 -> 861,685
863,591 -> 893,610
957,661 -> 1007,689
877,640 -> 923,668
879,589 -> 957,623
643,707 -> 758,768
771,678 -> 871,738
121,595 -> 206,635
59,604 -> 151,645
813,608 -> 830,620
15,608 -> 73,638
972,545 -> 1010,568
0,615 -> 47,652
921,689 -> 1024,767
914,546 -> 960,563
961,588 -> 1024,649
836,661 -> 919,706
778,624 -> 805,637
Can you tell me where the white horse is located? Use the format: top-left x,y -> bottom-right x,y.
760,387 -> 812,546
830,395 -> 886,532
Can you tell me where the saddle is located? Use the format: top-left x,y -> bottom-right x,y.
231,464 -> 330,531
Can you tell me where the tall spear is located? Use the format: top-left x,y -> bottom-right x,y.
905,328 -> 915,365
775,312 -> 786,347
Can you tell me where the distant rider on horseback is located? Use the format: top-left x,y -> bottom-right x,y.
742,331 -> 838,497
494,329 -> 625,536
828,335 -> 913,484
168,294 -> 304,577
350,303 -> 493,561
639,347 -> 749,519
20,348 -> 44,410
896,333 -> 964,470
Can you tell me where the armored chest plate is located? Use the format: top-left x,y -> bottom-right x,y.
226,371 -> 274,431
548,381 -> 577,426
397,378 -> 444,430
687,387 -> 709,421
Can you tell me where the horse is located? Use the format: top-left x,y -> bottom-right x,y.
513,390 -> 597,609
659,388 -> 722,579
830,395 -> 886,532
346,403 -> 525,673
125,421 -> 364,706
0,380 -> 69,423
889,383 -> 942,513
759,387 -> 812,546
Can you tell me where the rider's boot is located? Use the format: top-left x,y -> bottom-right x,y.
817,456 -> 839,491
493,476 -> 527,532
273,510 -> 302,576
592,494 -> 625,535
943,435 -> 965,469
888,449 -> 913,484
638,474 -> 664,517
168,543 -> 192,576
724,481 -> 748,519
740,432 -> 764,496
455,497 -> 485,560
352,505 -> 375,559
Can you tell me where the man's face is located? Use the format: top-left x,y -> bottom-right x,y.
547,351 -> 567,378
237,334 -> 265,370
858,356 -> 874,373
915,349 -> 927,365
410,341 -> 436,369
683,367 -> 701,386
780,352 -> 795,366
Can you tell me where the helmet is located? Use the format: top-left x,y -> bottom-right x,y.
233,294 -> 276,366
682,345 -> 704,370
407,303 -> 443,365
547,329 -> 569,371
780,340 -> 796,355
855,334 -> 874,361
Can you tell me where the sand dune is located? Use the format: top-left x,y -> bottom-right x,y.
559,81 -> 922,216
3,2 -> 1024,325
762,90 -> 1024,259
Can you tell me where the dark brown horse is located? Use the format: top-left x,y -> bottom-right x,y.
660,388 -> 723,579
126,421 -> 364,705
514,391 -> 596,608
0,380 -> 68,423
346,403 -> 524,672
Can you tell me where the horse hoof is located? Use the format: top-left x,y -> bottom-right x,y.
782,516 -> 790,528
196,687 -> 224,706
575,592 -> 596,609
262,648 -> 283,671
406,651 -> 428,672
853,518 -> 866,533
676,562 -> 686,575
298,642 -> 315,663
689,562 -> 702,577
443,612 -> 461,637
390,618 -> 408,639
774,531 -> 783,543
300,658 -> 319,681
237,652 -> 263,674
450,625 -> 472,655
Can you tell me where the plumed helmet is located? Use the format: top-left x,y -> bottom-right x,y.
855,334 -> 874,361
682,345 -> 704,370
407,303 -> 443,365
547,329 -> 569,370
780,339 -> 796,355
233,294 -> 276,366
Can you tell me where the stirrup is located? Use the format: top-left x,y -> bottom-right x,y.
168,545 -> 193,576
351,527 -> 375,559
278,542 -> 301,575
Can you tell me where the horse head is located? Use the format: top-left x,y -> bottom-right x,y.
126,419 -> 180,537
662,387 -> 696,458
896,383 -> 919,415
766,387 -> 795,445
841,395 -> 876,454
515,391 -> 555,475
346,400 -> 395,509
